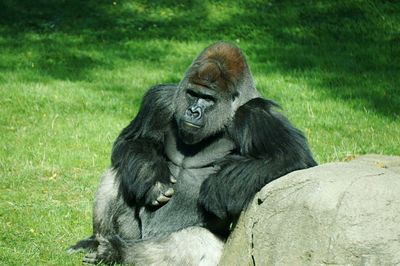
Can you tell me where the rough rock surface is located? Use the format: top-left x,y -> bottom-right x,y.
219,155 -> 400,266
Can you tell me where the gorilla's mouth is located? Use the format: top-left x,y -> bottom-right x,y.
182,121 -> 202,129
177,119 -> 204,145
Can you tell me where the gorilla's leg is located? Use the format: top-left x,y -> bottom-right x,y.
84,226 -> 224,266
68,169 -> 141,254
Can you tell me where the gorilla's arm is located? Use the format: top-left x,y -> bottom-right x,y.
111,84 -> 177,206
199,98 -> 317,220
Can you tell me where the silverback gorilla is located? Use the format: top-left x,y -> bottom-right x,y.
68,42 -> 316,265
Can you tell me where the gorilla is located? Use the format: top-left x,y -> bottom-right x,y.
68,42 -> 316,265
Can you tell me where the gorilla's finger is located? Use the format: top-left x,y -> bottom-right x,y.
163,187 -> 174,197
156,194 -> 171,203
151,200 -> 160,206
170,176 -> 177,184
82,252 -> 98,264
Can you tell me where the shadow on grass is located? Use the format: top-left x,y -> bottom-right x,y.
0,0 -> 398,116
248,1 -> 399,117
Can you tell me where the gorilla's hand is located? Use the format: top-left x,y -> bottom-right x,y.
119,155 -> 176,207
144,178 -> 176,207
113,139 -> 176,207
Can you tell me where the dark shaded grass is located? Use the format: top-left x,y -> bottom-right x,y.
1,0 -> 398,114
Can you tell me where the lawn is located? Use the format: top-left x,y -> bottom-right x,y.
0,0 -> 399,264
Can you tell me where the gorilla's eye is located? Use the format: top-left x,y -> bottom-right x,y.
186,90 -> 197,99
186,89 -> 215,104
203,95 -> 215,103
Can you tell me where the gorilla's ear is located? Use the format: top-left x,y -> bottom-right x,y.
232,91 -> 239,100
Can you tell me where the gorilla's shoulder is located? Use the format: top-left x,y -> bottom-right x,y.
138,84 -> 177,117
144,84 -> 177,100
248,97 -> 279,107
147,83 -> 177,92
229,97 -> 312,159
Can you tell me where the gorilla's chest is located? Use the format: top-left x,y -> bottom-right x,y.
164,131 -> 235,191
164,130 -> 235,170
139,131 -> 235,238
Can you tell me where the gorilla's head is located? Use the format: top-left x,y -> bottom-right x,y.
174,42 -> 259,145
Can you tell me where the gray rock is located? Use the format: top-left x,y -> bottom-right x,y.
219,155 -> 400,266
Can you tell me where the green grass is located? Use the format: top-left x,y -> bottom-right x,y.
0,0 -> 399,264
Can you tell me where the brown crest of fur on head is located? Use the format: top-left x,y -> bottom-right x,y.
188,42 -> 247,93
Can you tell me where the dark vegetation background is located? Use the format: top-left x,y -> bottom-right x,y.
0,0 -> 398,264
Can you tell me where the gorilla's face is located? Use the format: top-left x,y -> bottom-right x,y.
174,45 -> 248,145
175,84 -> 234,145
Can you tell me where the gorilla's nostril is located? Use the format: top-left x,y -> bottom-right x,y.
188,107 -> 202,119
192,110 -> 201,118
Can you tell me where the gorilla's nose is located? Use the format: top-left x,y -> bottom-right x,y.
187,107 -> 202,119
